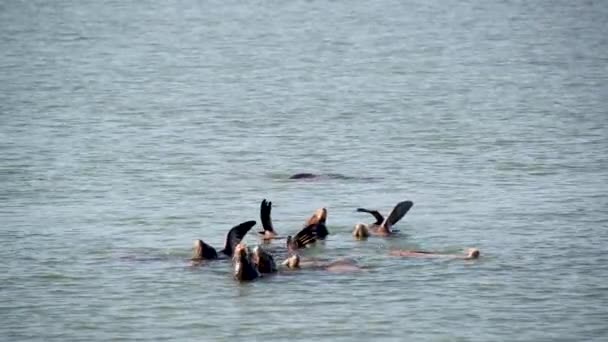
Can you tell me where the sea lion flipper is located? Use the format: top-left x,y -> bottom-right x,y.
259,199 -> 275,234
356,208 -> 384,225
382,201 -> 414,228
293,223 -> 318,248
223,220 -> 256,256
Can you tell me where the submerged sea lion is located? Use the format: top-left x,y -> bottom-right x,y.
281,254 -> 362,273
390,248 -> 481,260
353,200 -> 414,237
289,173 -> 319,180
232,243 -> 260,281
191,220 -> 257,261
288,173 -> 355,181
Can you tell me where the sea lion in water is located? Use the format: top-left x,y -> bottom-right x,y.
259,198 -> 321,249
304,207 -> 329,239
191,220 -> 257,260
281,254 -> 362,273
289,173 -> 319,180
353,200 -> 414,237
390,248 -> 481,260
232,243 -> 260,281
251,245 -> 277,274
192,239 -> 218,260
288,173 -> 355,181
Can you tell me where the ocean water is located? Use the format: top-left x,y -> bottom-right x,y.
1,0 -> 607,341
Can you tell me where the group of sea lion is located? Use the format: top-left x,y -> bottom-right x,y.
191,199 -> 480,282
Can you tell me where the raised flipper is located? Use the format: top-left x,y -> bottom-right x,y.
356,208 -> 384,225
258,199 -> 276,236
287,224 -> 318,251
382,200 -> 414,229
221,220 -> 256,256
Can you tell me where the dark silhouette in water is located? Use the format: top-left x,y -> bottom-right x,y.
289,173 -> 319,179
288,173 -> 362,181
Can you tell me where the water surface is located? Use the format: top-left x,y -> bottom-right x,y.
2,0 -> 608,341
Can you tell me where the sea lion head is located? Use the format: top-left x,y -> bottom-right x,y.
314,208 -> 327,224
352,223 -> 370,240
306,207 -> 328,226
281,254 -> 301,269
466,248 -> 480,259
252,245 -> 277,273
192,239 -> 218,260
233,243 -> 249,261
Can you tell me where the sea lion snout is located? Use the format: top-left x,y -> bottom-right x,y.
282,254 -> 300,269
467,248 -> 480,259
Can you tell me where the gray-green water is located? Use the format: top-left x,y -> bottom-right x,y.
2,0 -> 607,341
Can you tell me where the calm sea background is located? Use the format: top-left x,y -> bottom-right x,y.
1,0 -> 607,341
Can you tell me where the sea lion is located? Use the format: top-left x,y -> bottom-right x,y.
258,199 -> 278,240
353,200 -> 414,237
289,173 -> 319,179
232,243 -> 260,281
191,220 -> 257,260
281,254 -> 362,272
251,245 -> 278,274
192,239 -> 219,260
390,248 -> 481,260
304,207 -> 329,239
288,173 -> 357,181
352,223 -> 370,240
259,198 -> 320,249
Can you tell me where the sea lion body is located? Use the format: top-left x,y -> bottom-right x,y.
353,200 -> 413,237
191,239 -> 219,260
305,208 -> 329,239
252,245 -> 278,274
282,255 -> 362,273
232,243 -> 260,281
289,173 -> 319,179
390,248 -> 480,260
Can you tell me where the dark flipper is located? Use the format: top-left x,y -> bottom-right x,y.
382,201 -> 414,228
258,199 -> 275,235
356,208 -> 384,225
287,224 -> 318,251
221,220 -> 256,256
